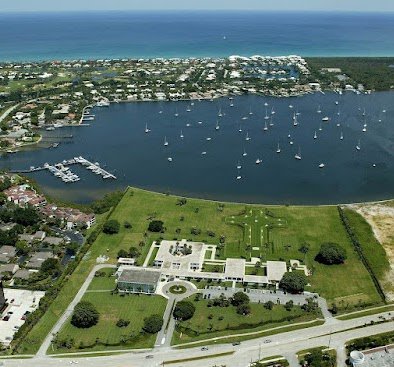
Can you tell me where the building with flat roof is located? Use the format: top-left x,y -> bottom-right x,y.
266,261 -> 287,283
117,267 -> 161,294
224,258 -> 245,282
0,282 -> 5,311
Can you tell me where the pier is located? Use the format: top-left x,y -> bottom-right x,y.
11,156 -> 116,183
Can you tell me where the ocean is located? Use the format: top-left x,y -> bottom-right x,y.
0,11 -> 394,61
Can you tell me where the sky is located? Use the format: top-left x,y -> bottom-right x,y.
1,0 -> 394,12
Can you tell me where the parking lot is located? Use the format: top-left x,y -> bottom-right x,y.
0,288 -> 45,346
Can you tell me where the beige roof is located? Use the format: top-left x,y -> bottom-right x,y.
267,261 -> 287,282
225,258 -> 245,279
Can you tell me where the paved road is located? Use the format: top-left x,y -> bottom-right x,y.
2,312 -> 393,367
0,104 -> 19,124
36,264 -> 116,357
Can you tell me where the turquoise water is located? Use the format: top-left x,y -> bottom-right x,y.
1,11 -> 394,61
1,92 -> 394,205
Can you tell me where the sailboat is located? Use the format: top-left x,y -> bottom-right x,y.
264,108 -> 269,120
236,169 -> 242,180
264,102 -> 268,107
319,163 -> 325,168
230,102 -> 234,107
269,116 -> 274,127
362,108 -> 366,116
144,123 -> 151,133
293,113 -> 298,126
167,157 -> 173,162
242,148 -> 247,157
362,125 -> 367,132
318,124 -> 323,131
340,132 -> 344,140
180,130 -> 184,139
174,108 -> 179,117
159,110 -> 163,114
271,107 -> 275,115
215,120 -> 220,131
238,125 -> 243,132
276,142 -> 281,153
263,121 -> 268,131
322,116 -> 329,122
245,131 -> 251,141
317,105 -> 322,114
218,107 -> 223,117
164,137 -> 169,146
356,139 -> 361,151
249,106 -> 253,115
313,131 -> 317,139
255,158 -> 262,164
237,161 -> 242,170
294,146 -> 302,160
186,105 -> 191,112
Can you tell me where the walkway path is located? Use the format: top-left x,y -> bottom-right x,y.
36,264 -> 116,357
155,281 -> 197,348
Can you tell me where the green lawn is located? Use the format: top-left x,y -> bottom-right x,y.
51,293 -> 167,353
17,187 -> 389,354
172,296 -> 318,344
87,268 -> 117,291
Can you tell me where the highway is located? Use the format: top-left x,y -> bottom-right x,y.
2,310 -> 393,367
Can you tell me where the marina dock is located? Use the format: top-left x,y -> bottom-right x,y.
11,156 -> 116,183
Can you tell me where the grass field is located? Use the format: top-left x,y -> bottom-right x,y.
16,187 -> 389,354
51,292 -> 167,353
172,296 -> 318,344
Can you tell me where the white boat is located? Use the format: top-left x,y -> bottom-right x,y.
186,123 -> 191,127
186,106 -> 191,112
289,104 -> 294,109
206,137 -> 212,141
276,142 -> 281,153
242,116 -> 248,120
218,108 -> 223,117
167,157 -> 173,162
271,107 -> 275,115
164,137 -> 169,146
230,102 -> 234,107
198,121 -> 203,125
317,105 -> 322,114
159,110 -> 163,114
319,163 -> 325,168
289,140 -> 294,145
336,122 -> 341,127
362,126 -> 367,132
145,123 -> 151,133
294,147 -> 302,160
356,139 -> 361,151
382,109 -> 386,113
340,132 -> 344,140
362,108 -> 366,116
264,102 -> 268,107
46,127 -> 55,131
269,116 -> 274,127
215,121 -> 220,131
264,108 -> 269,120
245,132 -> 251,141
249,106 -> 253,115
238,126 -> 243,132
174,108 -> 179,117
236,175 -> 242,180
314,131 -> 317,139
263,121 -> 268,131
242,148 -> 247,157
335,101 -> 339,105
53,122 -> 64,128
319,124 -> 323,131
180,130 -> 184,139
322,116 -> 329,122
255,158 -> 262,164
237,161 -> 242,169
201,151 -> 207,155
293,113 -> 298,127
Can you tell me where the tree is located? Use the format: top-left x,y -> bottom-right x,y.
15,240 -> 29,256
40,258 -> 60,275
173,300 -> 196,321
103,219 -> 120,234
236,303 -> 251,315
71,301 -> 99,328
279,272 -> 308,293
65,242 -> 79,256
284,300 -> 294,311
231,292 -> 250,306
316,242 -> 347,265
298,242 -> 310,260
142,314 -> 163,334
264,301 -> 274,310
13,206 -> 40,226
128,246 -> 140,258
148,220 -> 164,233
117,249 -> 128,258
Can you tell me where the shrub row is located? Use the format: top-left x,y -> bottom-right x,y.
337,206 -> 386,302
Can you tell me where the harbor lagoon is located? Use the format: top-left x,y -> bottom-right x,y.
1,92 -> 394,205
